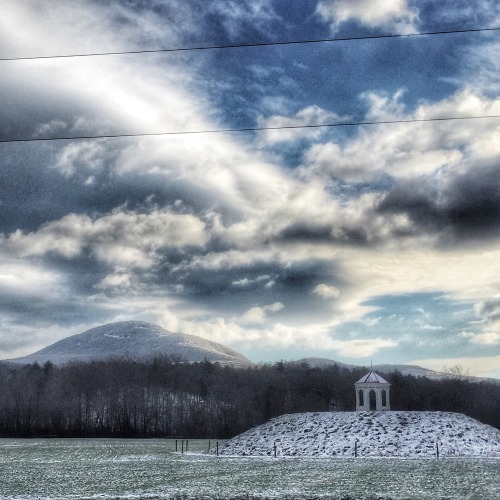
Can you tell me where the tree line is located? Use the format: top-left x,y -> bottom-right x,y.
0,357 -> 498,438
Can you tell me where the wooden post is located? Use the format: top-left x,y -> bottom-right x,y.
208,440 -> 211,452
216,441 -> 219,457
175,439 -> 178,452
354,440 -> 358,458
273,441 -> 277,458
436,442 -> 439,459
181,440 -> 184,454
186,440 -> 188,452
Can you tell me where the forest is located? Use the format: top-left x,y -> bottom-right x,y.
0,357 -> 498,438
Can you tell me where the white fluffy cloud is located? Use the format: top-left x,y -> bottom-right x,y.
257,105 -> 346,144
241,302 -> 284,324
5,209 -> 208,267
469,332 -> 500,345
313,283 -> 341,299
175,313 -> 396,359
316,0 -> 419,34
0,259 -> 62,295
301,88 -> 500,184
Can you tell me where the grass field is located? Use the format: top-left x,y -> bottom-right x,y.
0,438 -> 498,499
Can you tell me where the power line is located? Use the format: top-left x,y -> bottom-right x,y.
1,26 -> 499,62
2,115 -> 500,144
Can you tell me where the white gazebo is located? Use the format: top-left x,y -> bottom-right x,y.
355,371 -> 391,411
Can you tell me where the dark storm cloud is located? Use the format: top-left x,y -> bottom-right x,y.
0,284 -> 109,327
475,298 -> 500,328
0,145 -> 129,233
0,143 -> 138,234
377,161 -> 500,245
277,222 -> 375,246
0,139 -> 232,236
476,298 -> 500,318
166,257 -> 344,317
277,224 -> 334,242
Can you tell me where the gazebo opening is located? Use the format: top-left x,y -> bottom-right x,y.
369,390 -> 377,410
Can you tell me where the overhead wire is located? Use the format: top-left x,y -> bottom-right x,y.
0,26 -> 499,62
1,24 -> 499,144
2,115 -> 500,144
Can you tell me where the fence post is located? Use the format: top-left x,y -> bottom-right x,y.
186,440 -> 188,452
354,439 -> 358,458
274,441 -> 277,458
216,441 -> 219,457
436,442 -> 439,459
181,440 -> 184,454
175,439 -> 178,452
208,440 -> 211,452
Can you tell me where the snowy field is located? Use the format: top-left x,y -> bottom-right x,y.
0,438 -> 499,499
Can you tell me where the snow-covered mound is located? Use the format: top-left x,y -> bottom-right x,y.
9,321 -> 252,367
218,411 -> 500,458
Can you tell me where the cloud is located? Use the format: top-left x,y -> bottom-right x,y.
469,332 -> 500,345
0,253 -> 112,333
316,0 -> 419,34
206,0 -> 279,39
313,283 -> 341,299
6,208 -> 208,263
475,299 -> 500,324
297,88 -> 500,249
1,0 -> 500,377
265,302 -> 285,313
257,105 -> 346,144
0,259 -> 63,296
175,313 -> 396,359
470,299 -> 500,345
241,302 -> 284,324
377,159 -> 500,246
232,274 -> 271,287
328,337 -> 397,357
2,209 -> 209,300
302,88 -> 500,184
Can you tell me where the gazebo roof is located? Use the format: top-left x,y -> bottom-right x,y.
355,371 -> 389,385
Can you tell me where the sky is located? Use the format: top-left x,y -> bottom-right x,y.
1,0 -> 500,378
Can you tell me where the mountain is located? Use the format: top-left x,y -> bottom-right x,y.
8,321 -> 252,367
218,411 -> 500,458
295,357 -> 466,380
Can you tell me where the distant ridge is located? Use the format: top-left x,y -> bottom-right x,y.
294,357 -> 482,381
8,321 -> 252,367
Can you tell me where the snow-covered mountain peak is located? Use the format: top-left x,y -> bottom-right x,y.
8,321 -> 252,367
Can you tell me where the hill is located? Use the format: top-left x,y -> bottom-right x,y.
218,411 -> 500,458
294,357 -> 493,382
8,321 -> 252,367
